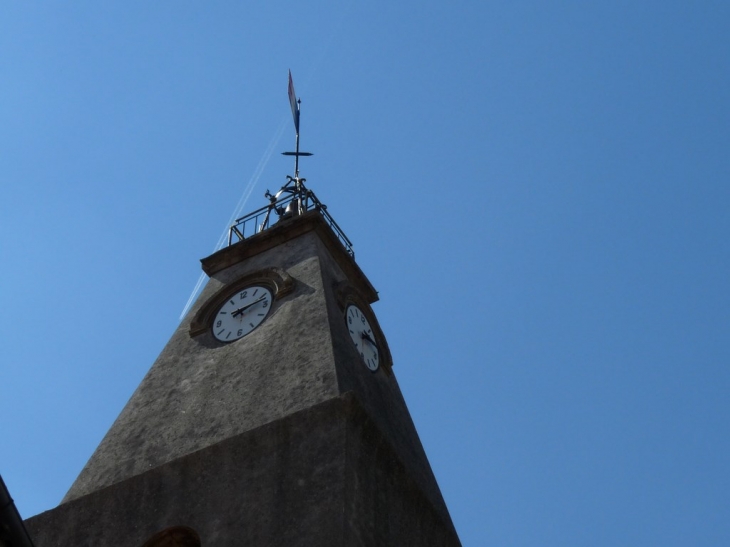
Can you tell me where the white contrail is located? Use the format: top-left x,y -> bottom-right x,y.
213,117 -> 288,251
179,272 -> 208,321
178,117 -> 289,321
177,2 -> 353,323
300,2 -> 350,93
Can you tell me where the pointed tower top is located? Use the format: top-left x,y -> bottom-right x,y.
227,70 -> 353,258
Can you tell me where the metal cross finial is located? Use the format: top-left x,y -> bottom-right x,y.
225,72 -> 354,257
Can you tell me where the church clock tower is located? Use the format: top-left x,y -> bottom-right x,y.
23,78 -> 461,547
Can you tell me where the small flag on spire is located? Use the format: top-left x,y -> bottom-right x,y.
288,70 -> 300,134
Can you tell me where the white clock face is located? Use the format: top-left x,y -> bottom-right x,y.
346,304 -> 379,372
212,285 -> 273,342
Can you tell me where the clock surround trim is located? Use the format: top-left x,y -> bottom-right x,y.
188,267 -> 294,338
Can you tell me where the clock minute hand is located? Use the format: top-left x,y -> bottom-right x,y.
231,296 -> 266,317
361,331 -> 379,351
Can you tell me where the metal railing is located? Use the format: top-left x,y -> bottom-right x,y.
228,177 -> 355,258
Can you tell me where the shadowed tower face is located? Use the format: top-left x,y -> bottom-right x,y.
24,84 -> 461,545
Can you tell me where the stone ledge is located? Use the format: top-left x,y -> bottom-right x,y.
201,211 -> 378,304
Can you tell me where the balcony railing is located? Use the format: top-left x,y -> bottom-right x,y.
227,178 -> 354,258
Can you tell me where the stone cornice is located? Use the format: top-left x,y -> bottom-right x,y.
201,211 -> 378,304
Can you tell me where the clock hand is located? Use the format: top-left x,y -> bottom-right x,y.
231,296 -> 267,317
361,331 -> 379,351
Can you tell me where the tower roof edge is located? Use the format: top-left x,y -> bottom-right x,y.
202,210 -> 378,304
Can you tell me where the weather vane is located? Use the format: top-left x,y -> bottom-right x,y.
227,70 -> 353,258
281,70 -> 312,183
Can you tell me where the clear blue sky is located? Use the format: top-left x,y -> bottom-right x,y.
2,2 -> 729,545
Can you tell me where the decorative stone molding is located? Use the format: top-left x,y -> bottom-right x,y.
142,526 -> 200,547
334,280 -> 394,373
189,267 -> 294,338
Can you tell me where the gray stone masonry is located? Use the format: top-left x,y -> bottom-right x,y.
36,211 -> 459,545
27,393 -> 461,546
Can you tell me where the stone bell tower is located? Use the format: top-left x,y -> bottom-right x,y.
24,80 -> 461,547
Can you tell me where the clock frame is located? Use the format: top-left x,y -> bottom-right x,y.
345,303 -> 380,372
188,267 -> 294,339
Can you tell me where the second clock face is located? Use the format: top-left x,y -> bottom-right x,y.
212,285 -> 273,342
346,304 -> 379,372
